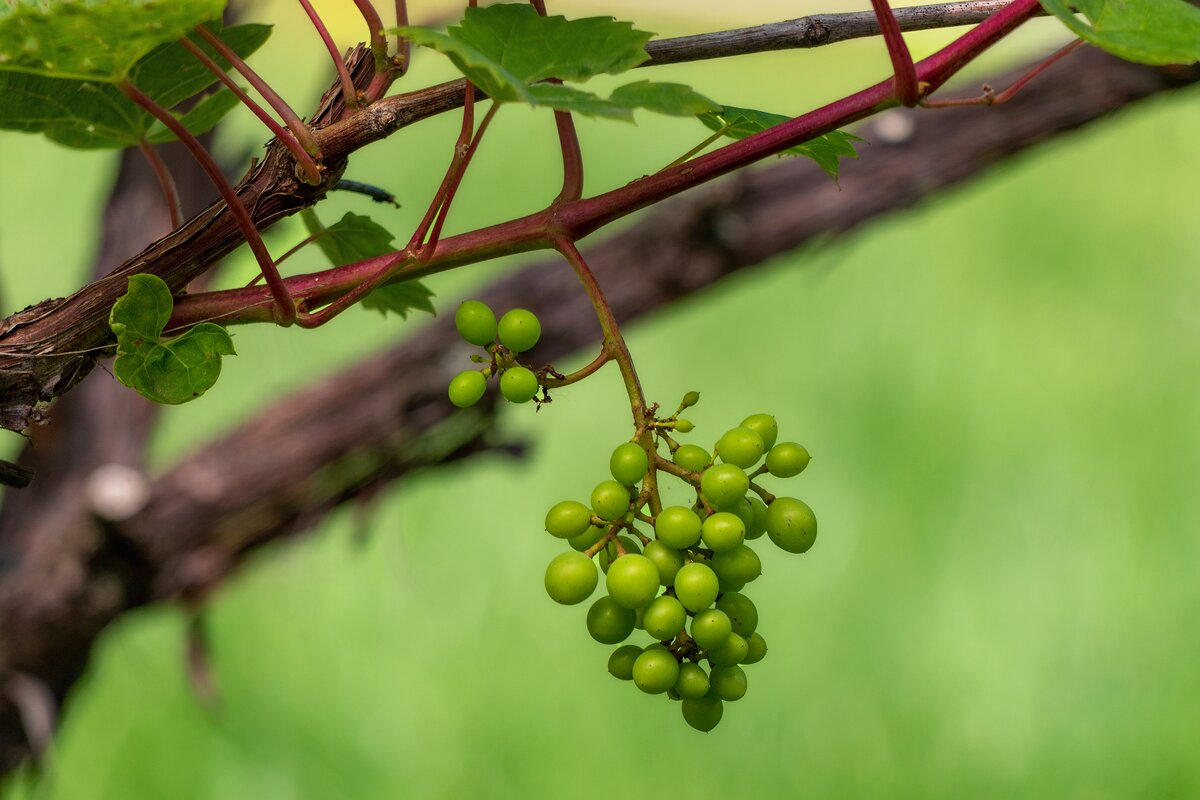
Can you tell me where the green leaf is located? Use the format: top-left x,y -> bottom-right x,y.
360,283 -> 437,319
0,0 -> 227,82
301,210 -> 437,320
394,4 -> 650,87
109,274 -> 235,405
699,105 -> 863,180
393,5 -> 716,121
1039,0 -> 1200,65
146,86 -> 241,144
608,81 -> 721,117
0,23 -> 270,148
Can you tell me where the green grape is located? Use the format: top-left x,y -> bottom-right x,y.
499,366 -> 539,404
598,535 -> 642,573
633,648 -> 680,695
497,308 -> 541,352
728,497 -> 755,530
607,644 -> 642,681
591,480 -> 631,521
609,442 -> 649,485
700,464 -> 750,508
690,608 -> 733,650
765,442 -> 810,478
674,419 -> 695,433
667,688 -> 682,701
710,544 -> 762,586
701,511 -> 746,553
569,525 -> 606,552
544,500 -> 592,539
743,632 -> 768,664
765,497 -> 818,554
586,596 -> 637,644
681,390 -> 701,409
745,495 -> 768,540
708,633 -> 748,666
716,426 -> 765,469
715,592 -> 759,637
673,663 -> 710,700
642,595 -> 686,641
605,553 -> 660,609
739,413 -> 778,451
454,300 -> 497,346
642,540 -> 684,585
544,551 -> 598,605
709,665 -> 748,702
681,693 -> 723,732
655,506 -> 702,549
447,370 -> 487,408
673,444 -> 711,474
673,562 -> 720,612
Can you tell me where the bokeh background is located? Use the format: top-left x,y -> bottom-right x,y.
1,1 -> 1198,797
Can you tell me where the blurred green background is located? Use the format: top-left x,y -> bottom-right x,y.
2,1 -> 1198,798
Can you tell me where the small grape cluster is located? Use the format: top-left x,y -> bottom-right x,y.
447,300 -> 545,407
542,395 -> 816,732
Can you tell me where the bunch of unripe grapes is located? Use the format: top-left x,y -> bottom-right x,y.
542,396 -> 816,732
447,300 -> 544,406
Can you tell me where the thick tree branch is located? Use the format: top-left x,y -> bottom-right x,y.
0,47 -> 1194,774
0,0 -> 1050,434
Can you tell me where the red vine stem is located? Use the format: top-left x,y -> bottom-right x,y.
168,0 -> 1041,330
192,25 -> 324,166
407,82 -> 478,253
870,0 -> 920,106
136,138 -> 182,230
178,37 -> 322,184
423,103 -> 500,257
352,0 -> 391,73
394,0 -> 411,75
117,80 -> 297,326
296,0 -> 360,112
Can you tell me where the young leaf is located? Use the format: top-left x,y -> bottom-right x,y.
1039,0 -> 1200,65
0,23 -> 270,148
360,283 -> 437,319
699,105 -> 863,180
0,0 -> 227,82
394,4 -> 650,89
394,5 -> 716,121
109,274 -> 235,405
301,211 -> 437,320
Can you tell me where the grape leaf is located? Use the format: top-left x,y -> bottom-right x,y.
0,23 -> 270,148
0,0 -> 227,82
109,274 -> 235,405
301,211 -> 437,320
699,106 -> 863,180
359,283 -> 437,319
1039,0 -> 1200,65
393,5 -> 717,121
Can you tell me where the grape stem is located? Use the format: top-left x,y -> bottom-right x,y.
654,455 -> 701,487
747,482 -> 776,504
540,348 -> 611,388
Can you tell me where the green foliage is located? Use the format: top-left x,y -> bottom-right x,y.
0,23 -> 269,148
301,210 -> 436,320
109,274 -> 235,404
394,4 -> 717,121
1039,0 -> 1200,65
698,105 -> 862,180
0,0 -> 226,81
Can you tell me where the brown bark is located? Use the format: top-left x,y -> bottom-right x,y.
0,46 -> 1195,774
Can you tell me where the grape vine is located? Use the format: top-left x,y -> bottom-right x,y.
0,0 -> 1196,766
